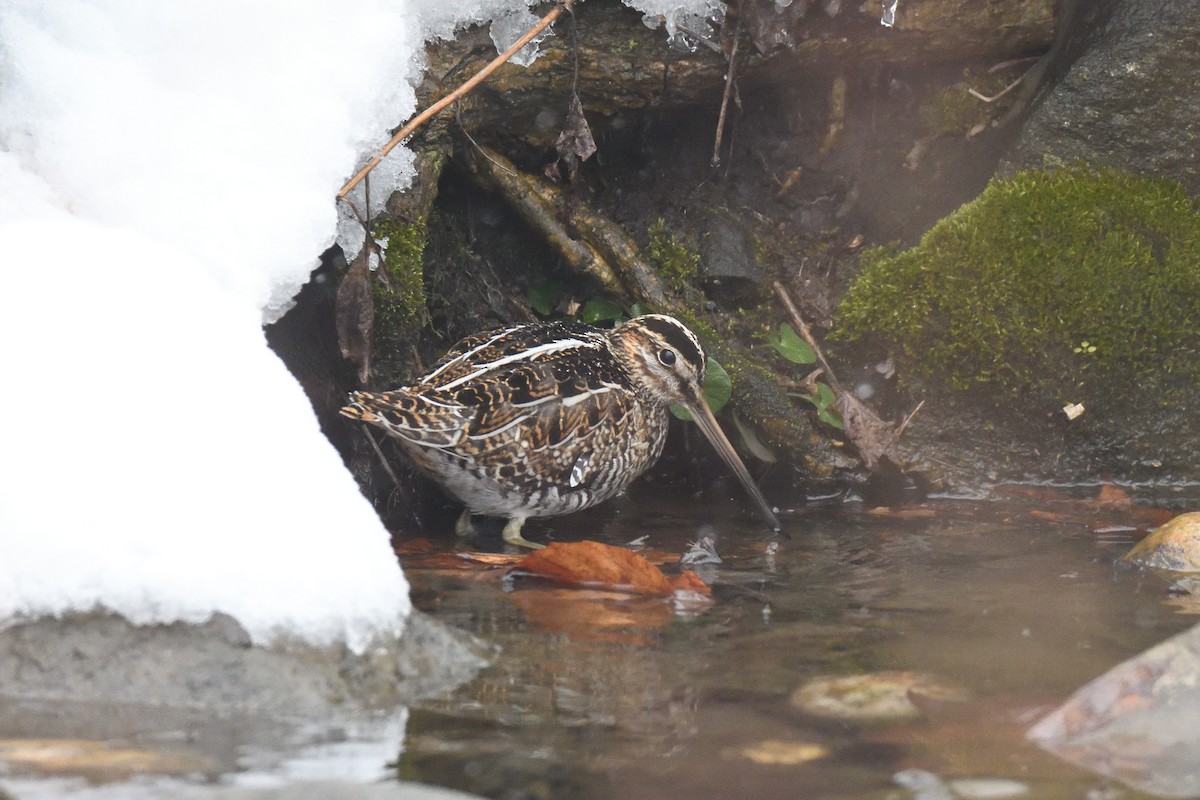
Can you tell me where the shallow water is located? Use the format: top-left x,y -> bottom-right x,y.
398,486 -> 1199,800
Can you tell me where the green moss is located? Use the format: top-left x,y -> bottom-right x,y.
370,217 -> 431,384
834,166 -> 1200,401
645,218 -> 700,288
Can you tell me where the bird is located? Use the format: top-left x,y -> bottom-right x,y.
340,313 -> 780,548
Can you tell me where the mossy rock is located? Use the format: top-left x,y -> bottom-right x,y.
834,166 -> 1200,403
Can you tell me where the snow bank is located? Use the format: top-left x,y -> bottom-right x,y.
0,0 -> 716,650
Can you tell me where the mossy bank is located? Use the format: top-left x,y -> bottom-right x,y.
833,166 -> 1200,486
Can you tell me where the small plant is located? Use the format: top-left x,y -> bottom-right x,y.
805,382 -> 843,430
766,322 -> 841,428
528,279 -> 564,316
767,322 -> 817,364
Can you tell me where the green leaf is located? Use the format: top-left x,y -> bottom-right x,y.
581,297 -> 624,324
702,358 -> 731,413
817,406 -> 844,430
814,381 -> 838,410
629,301 -> 649,318
670,358 -> 731,420
768,323 -> 817,364
527,280 -> 563,317
669,403 -> 691,421
805,381 -> 843,429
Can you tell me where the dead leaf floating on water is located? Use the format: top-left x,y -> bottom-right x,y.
513,540 -> 711,597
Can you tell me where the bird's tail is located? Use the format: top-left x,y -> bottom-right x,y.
340,390 -> 468,448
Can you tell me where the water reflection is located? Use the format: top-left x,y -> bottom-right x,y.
401,490 -> 1197,799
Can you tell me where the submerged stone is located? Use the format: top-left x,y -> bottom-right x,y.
789,670 -> 969,723
1028,620 -> 1200,798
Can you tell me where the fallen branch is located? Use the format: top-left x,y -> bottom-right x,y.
773,281 -> 899,471
338,0 -> 574,201
773,280 -> 843,394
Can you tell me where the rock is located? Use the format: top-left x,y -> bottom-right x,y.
1027,621 -> 1200,798
0,610 -> 492,783
698,210 -> 763,293
1005,0 -> 1200,194
789,670 -> 969,723
1123,511 -> 1200,571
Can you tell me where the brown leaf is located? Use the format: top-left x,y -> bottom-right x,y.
335,243 -> 376,384
1093,483 -> 1132,510
866,506 -> 937,520
547,92 -> 596,183
669,570 -> 713,596
513,540 -> 708,597
835,391 -> 899,472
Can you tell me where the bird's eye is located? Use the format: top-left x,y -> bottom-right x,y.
657,348 -> 676,366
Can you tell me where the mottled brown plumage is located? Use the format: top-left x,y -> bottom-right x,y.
341,314 -> 779,547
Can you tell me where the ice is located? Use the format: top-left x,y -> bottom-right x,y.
624,0 -> 722,37
490,7 -> 548,68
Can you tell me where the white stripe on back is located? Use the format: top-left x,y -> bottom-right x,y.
421,327 -> 520,383
437,337 -> 600,391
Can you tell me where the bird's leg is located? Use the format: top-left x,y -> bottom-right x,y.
454,508 -> 475,537
502,516 -> 544,549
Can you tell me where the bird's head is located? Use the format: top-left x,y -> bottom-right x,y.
608,314 -> 780,531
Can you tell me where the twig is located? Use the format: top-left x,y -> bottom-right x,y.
968,75 -> 1023,103
711,16 -> 742,168
363,428 -> 403,493
675,23 -> 723,55
772,281 -> 843,394
895,399 -> 925,438
338,0 -> 573,201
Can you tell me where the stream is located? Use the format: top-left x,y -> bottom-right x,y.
397,484 -> 1199,800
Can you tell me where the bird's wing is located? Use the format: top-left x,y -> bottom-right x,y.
460,358 -> 644,490
341,390 -> 471,448
419,321 -> 605,389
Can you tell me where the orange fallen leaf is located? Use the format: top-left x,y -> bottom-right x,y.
1093,483 -> 1132,510
866,506 -> 937,519
670,570 -> 713,596
513,540 -> 709,597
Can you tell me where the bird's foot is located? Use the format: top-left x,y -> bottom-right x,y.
454,509 -> 476,537
502,517 -> 544,550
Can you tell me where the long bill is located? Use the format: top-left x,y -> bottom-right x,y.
686,398 -> 782,531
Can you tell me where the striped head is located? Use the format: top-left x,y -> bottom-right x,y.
608,313 -> 781,532
607,314 -> 708,409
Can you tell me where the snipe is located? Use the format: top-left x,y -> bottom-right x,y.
341,314 -> 779,548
